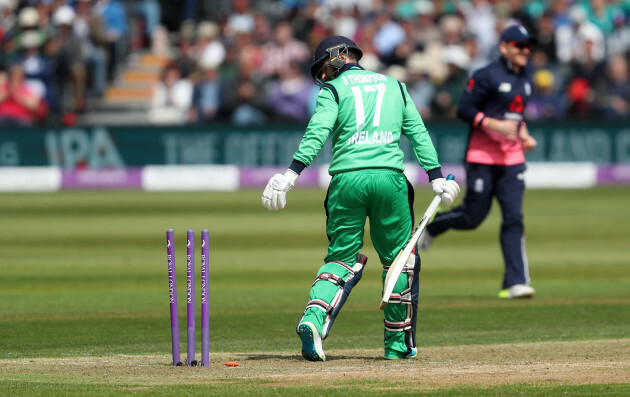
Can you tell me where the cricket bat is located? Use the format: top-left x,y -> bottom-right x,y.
379,174 -> 454,310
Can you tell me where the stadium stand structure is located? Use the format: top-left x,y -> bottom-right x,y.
77,52 -> 170,126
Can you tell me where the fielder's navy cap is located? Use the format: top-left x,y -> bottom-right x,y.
500,25 -> 537,44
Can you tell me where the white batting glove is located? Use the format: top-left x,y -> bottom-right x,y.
261,169 -> 299,211
431,178 -> 460,206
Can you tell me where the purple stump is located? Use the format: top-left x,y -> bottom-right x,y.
166,229 -> 181,366
186,229 -> 196,365
201,229 -> 210,366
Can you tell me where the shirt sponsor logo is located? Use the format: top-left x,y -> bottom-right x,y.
504,112 -> 523,121
498,82 -> 512,92
524,82 -> 531,95
348,130 -> 394,145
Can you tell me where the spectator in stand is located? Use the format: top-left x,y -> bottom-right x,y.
0,63 -> 47,126
565,23 -> 607,118
267,60 -> 314,123
459,0 -> 497,62
2,0 -> 629,127
549,0 -> 571,29
329,6 -> 359,41
33,0 -> 56,35
289,1 -> 323,47
594,55 -> 630,118
225,0 -> 255,39
572,20 -> 606,77
74,0 -> 108,99
432,45 -> 471,119
607,11 -> 630,58
463,33 -> 489,74
440,14 -> 466,46
0,0 -> 16,41
51,5 -> 87,113
251,11 -> 272,45
11,6 -> 44,38
93,0 -> 128,83
406,52 -> 435,120
556,5 -> 590,65
195,21 -> 226,73
172,20 -> 197,79
16,29 -> 53,112
149,61 -> 194,125
501,0 -> 537,31
412,1 -> 441,50
1,32 -> 18,71
388,17 -> 420,67
221,46 -> 268,125
260,21 -> 310,79
565,76 -> 593,119
525,68 -> 566,121
134,0 -> 161,49
372,10 -> 405,64
534,12 -> 559,65
192,51 -> 222,124
225,28 -> 262,74
581,0 -> 620,35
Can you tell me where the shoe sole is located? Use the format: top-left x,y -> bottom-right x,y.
298,323 -> 325,362
498,290 -> 536,299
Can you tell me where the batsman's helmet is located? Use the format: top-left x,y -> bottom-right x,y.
310,36 -> 363,85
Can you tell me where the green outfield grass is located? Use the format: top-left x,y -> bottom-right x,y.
1,187 -> 629,395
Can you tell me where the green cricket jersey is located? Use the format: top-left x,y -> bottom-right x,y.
293,64 -> 441,175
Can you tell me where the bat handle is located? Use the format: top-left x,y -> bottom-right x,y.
446,174 -> 455,181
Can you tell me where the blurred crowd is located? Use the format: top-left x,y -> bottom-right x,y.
0,0 -> 136,125
2,0 -> 630,127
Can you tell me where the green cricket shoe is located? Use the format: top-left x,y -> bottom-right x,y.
384,347 -> 418,360
298,321 -> 326,362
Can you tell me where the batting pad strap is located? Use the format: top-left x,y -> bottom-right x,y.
388,288 -> 412,305
306,299 -> 333,314
384,319 -> 412,332
312,272 -> 346,288
328,260 -> 356,275
382,263 -> 415,274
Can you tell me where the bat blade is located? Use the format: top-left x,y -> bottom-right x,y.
379,174 -> 455,309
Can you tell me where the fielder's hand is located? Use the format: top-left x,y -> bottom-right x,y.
262,170 -> 299,211
519,123 -> 537,152
431,177 -> 460,206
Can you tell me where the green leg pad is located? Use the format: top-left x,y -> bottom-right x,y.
300,262 -> 353,334
382,268 -> 411,355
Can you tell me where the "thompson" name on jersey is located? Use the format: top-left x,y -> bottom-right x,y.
341,73 -> 388,85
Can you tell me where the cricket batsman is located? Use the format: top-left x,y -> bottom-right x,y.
261,36 -> 459,361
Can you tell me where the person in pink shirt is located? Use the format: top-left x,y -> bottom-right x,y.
0,63 -> 46,126
419,25 -> 538,299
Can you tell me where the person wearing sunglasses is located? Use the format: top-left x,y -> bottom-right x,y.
419,24 -> 538,299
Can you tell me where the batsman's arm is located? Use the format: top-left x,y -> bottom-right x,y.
262,87 -> 336,212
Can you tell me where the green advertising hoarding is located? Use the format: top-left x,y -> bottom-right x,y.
1,122 -> 629,168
